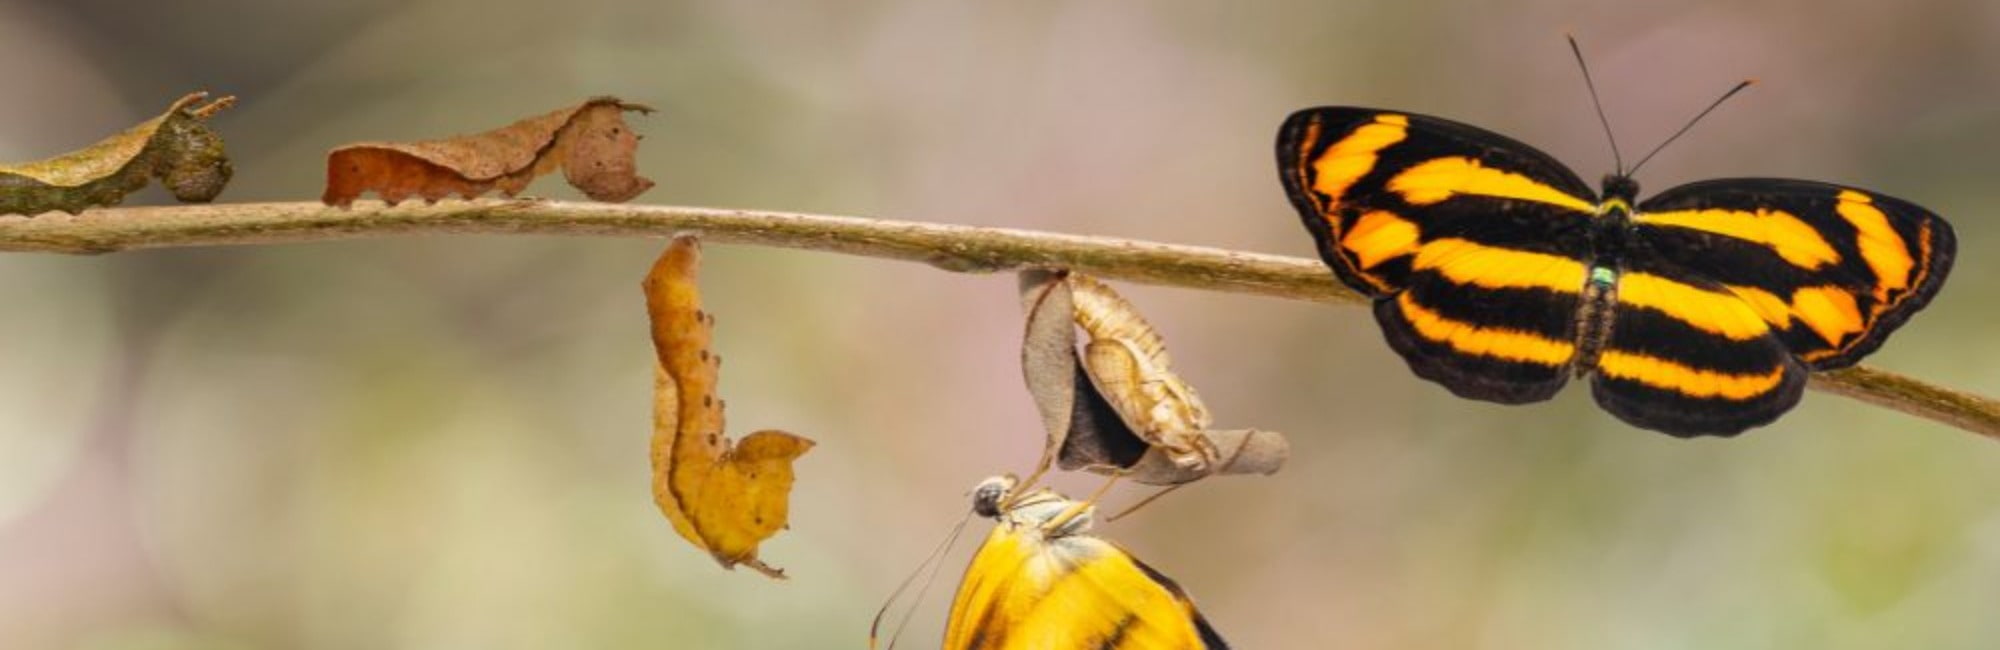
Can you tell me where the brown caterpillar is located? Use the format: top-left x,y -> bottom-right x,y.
321,97 -> 653,207
0,92 -> 235,216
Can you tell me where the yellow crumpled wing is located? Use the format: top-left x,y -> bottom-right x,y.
944,495 -> 1227,649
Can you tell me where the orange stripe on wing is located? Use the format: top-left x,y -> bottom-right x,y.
1396,293 -> 1575,366
1789,285 -> 1865,346
1385,156 -> 1594,212
1634,207 -> 1840,270
1410,238 -> 1587,294
1724,284 -> 1792,329
1341,210 -> 1421,270
1726,282 -> 1870,350
1310,114 -> 1408,205
1596,350 -> 1788,401
1617,272 -> 1771,341
1834,190 -> 1915,302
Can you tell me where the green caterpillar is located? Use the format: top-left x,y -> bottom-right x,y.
0,92 -> 234,216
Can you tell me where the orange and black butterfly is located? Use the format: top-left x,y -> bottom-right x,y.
1276,73 -> 1954,436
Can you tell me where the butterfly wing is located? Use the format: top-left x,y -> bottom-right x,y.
1588,259 -> 1810,435
1579,179 -> 1953,436
944,522 -> 1226,649
1277,107 -> 1598,295
1632,179 -> 1955,369
1373,238 -> 1594,403
1278,108 -> 1601,403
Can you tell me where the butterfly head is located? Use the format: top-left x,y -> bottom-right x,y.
971,475 -> 1098,538
971,475 -> 1018,519
1599,174 -> 1640,209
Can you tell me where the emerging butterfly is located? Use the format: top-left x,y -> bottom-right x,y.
942,475 -> 1229,650
1276,44 -> 1954,437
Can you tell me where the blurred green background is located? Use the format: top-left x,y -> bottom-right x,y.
3,0 -> 1999,648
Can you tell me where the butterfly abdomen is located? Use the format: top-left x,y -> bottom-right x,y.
1570,269 -> 1618,378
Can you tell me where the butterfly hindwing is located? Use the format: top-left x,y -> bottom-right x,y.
1633,179 -> 1955,370
1374,237 -> 1586,403
1589,257 -> 1810,435
945,487 -> 1227,650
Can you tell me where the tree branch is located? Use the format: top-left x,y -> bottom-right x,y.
3,199 -> 1992,441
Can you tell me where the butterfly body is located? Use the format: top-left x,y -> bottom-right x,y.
944,476 -> 1229,650
1278,108 -> 1954,436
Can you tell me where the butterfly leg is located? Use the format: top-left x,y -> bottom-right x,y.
1041,473 -> 1122,536
1012,460 -> 1054,513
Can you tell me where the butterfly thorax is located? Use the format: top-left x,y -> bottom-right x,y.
1003,489 -> 1095,540
1591,173 -> 1641,253
1571,174 -> 1642,376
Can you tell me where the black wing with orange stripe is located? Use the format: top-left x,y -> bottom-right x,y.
1586,260 -> 1812,434
1277,108 -> 1598,296
1278,107 -> 1603,405
1276,106 -> 1956,437
1632,179 -> 1955,370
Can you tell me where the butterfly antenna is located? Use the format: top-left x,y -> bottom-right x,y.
869,510 -> 974,650
1627,79 -> 1756,176
1568,34 -> 1625,175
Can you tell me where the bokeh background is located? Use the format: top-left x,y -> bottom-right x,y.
4,0 -> 1999,648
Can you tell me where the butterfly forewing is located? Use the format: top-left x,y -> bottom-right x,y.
1633,179 -> 1955,370
1279,107 -> 1602,404
1278,107 -> 1598,296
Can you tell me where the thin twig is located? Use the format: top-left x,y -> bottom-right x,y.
1,199 -> 1991,441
